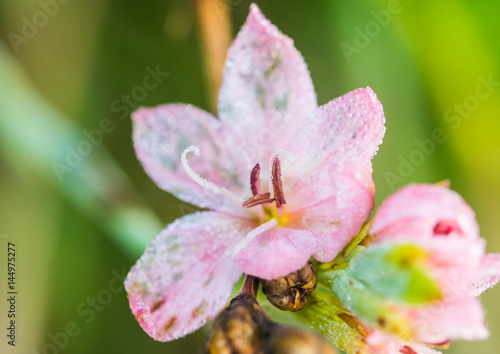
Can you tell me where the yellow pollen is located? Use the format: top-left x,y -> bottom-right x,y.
263,205 -> 289,226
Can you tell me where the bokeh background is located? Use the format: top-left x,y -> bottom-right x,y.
1,0 -> 499,353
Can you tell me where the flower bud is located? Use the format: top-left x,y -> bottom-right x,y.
204,282 -> 335,354
263,324 -> 337,354
203,294 -> 266,354
259,261 -> 317,311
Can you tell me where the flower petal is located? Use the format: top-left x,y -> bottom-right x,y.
287,160 -> 375,262
365,330 -> 442,354
468,253 -> 500,297
133,104 -> 248,214
218,4 -> 317,169
277,89 -> 383,262
426,238 -> 484,298
371,184 -> 479,241
229,226 -> 318,280
291,87 -> 386,171
282,88 -> 383,216
125,212 -> 254,341
406,297 -> 488,343
405,343 -> 443,354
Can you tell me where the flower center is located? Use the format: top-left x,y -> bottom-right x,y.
226,149 -> 296,258
241,156 -> 291,226
263,205 -> 289,227
181,145 -> 293,227
242,157 -> 285,208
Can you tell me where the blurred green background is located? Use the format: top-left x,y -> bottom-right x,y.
0,0 -> 499,353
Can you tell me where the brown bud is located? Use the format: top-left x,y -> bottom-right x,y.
204,289 -> 335,354
204,275 -> 331,353
259,261 -> 317,311
263,324 -> 337,354
203,294 -> 267,354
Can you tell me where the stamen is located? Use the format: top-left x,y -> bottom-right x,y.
242,193 -> 275,208
272,157 -> 286,208
181,146 -> 243,204
227,218 -> 278,257
268,150 -> 295,208
250,163 -> 261,196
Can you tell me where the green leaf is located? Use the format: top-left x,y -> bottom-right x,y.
348,243 -> 442,305
294,288 -> 366,353
330,270 -> 413,340
319,219 -> 372,272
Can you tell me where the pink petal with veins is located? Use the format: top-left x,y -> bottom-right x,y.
229,226 -> 318,280
128,294 -> 155,337
405,297 -> 488,343
365,330 -> 442,354
291,87 -> 386,172
288,160 -> 375,262
468,253 -> 500,297
125,212 -> 254,341
133,104 -> 249,215
218,4 -> 317,173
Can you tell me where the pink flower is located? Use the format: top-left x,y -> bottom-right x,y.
369,183 -> 500,344
364,329 -> 442,354
125,4 -> 385,341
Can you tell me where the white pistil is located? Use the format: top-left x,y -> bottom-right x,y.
181,145 -> 244,204
227,218 -> 278,257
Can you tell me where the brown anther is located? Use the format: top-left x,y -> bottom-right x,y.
242,193 -> 275,208
250,163 -> 262,196
259,261 -> 317,312
271,157 -> 286,208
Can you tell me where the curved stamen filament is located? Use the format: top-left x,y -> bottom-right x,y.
272,157 -> 285,208
250,163 -> 262,196
181,145 -> 243,204
227,218 -> 278,257
268,150 -> 294,208
269,149 -> 295,202
242,193 -> 274,208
